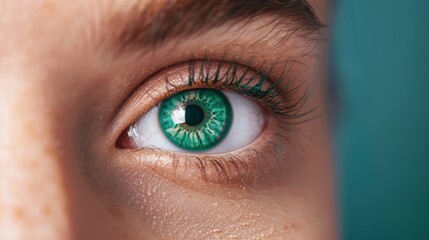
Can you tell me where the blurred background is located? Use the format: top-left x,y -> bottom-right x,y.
333,0 -> 429,239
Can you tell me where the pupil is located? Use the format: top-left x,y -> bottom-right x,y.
185,104 -> 205,126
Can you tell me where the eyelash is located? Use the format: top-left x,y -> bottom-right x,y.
165,59 -> 313,121
117,59 -> 313,188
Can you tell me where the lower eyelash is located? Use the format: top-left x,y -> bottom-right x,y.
125,119 -> 302,189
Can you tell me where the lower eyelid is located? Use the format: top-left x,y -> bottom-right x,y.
117,116 -> 295,190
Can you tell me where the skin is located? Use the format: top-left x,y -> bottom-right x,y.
0,0 -> 335,239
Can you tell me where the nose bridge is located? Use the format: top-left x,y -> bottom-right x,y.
0,79 -> 72,240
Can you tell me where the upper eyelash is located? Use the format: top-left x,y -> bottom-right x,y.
115,59 -> 313,186
175,59 -> 315,121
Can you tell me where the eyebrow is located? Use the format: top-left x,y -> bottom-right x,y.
109,0 -> 322,53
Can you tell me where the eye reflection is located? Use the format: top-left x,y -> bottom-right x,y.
122,88 -> 267,154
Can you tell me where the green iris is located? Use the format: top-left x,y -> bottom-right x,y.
158,89 -> 233,151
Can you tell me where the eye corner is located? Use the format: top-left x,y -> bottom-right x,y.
115,126 -> 136,149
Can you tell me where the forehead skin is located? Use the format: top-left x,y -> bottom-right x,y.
0,0 -> 328,68
0,0 -> 333,240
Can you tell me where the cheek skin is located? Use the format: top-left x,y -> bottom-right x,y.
90,159 -> 321,240
89,102 -> 335,240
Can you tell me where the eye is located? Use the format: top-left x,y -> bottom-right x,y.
114,60 -> 311,185
124,88 -> 266,153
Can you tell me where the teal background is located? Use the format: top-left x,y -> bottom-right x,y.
333,0 -> 429,239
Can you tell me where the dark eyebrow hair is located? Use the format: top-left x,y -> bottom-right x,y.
109,0 -> 322,52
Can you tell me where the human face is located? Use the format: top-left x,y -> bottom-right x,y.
0,0 -> 335,239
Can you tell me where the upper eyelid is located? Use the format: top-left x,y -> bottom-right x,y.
100,13 -> 320,134
110,58 -> 314,152
110,59 -> 283,143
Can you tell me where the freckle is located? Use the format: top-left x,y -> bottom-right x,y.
283,222 -> 297,232
25,122 -> 37,138
40,1 -> 56,14
14,207 -> 25,220
43,205 -> 52,216
44,145 -> 56,158
107,206 -> 124,217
